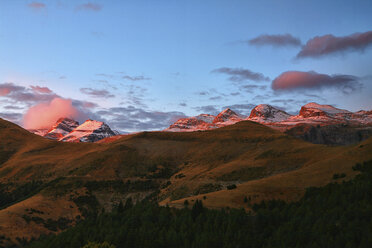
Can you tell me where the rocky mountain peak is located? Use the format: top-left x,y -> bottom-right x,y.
213,108 -> 240,123
299,102 -> 350,118
248,104 -> 291,123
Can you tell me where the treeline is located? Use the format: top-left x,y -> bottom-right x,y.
26,160 -> 372,248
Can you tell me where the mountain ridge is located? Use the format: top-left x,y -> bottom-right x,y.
28,118 -> 116,142
165,102 -> 372,145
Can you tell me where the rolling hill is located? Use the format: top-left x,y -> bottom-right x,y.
0,117 -> 371,246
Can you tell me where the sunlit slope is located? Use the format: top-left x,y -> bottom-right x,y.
168,136 -> 372,209
1,118 -> 369,195
0,118 -> 331,183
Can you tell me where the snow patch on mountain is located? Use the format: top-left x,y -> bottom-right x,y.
44,117 -> 79,140
247,104 -> 292,123
165,108 -> 243,132
60,119 -> 116,142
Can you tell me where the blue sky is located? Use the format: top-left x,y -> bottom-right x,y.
0,0 -> 372,132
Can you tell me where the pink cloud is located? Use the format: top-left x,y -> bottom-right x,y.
0,88 -> 11,96
23,97 -> 86,129
30,85 -> 52,94
297,31 -> 372,58
272,71 -> 361,93
28,2 -> 46,9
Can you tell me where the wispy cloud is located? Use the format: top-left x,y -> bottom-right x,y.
30,85 -> 52,94
80,88 -> 115,98
96,73 -> 114,78
76,3 -> 102,12
28,2 -> 46,10
97,106 -> 186,132
212,67 -> 270,82
0,112 -> 23,124
193,105 -> 220,115
122,75 -> 151,81
0,82 -> 57,103
248,34 -> 301,47
297,31 -> 372,58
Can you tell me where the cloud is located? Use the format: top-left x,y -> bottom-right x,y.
23,98 -> 87,129
272,71 -> 362,93
97,106 -> 186,132
212,67 -> 270,82
0,83 -> 57,103
0,83 -> 100,128
209,96 -> 223,101
122,75 -> 151,81
28,2 -> 46,9
80,88 -> 115,98
76,3 -> 102,12
197,91 -> 209,96
239,85 -> 267,93
96,73 -> 114,78
179,103 -> 187,107
120,85 -> 149,108
193,105 -> 219,115
297,31 -> 372,58
4,105 -> 24,110
0,83 -> 24,96
71,99 -> 98,109
0,112 -> 23,124
248,34 -> 301,47
30,85 -> 52,94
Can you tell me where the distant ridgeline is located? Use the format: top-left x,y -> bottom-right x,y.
25,160 -> 372,248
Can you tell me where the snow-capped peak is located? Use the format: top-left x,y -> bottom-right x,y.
44,117 -> 79,140
247,104 -> 292,123
61,119 -> 116,142
299,102 -> 350,117
213,108 -> 241,123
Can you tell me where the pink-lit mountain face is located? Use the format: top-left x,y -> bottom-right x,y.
164,108 -> 243,132
166,102 -> 372,145
29,118 -> 116,142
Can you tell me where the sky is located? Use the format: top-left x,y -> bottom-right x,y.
0,0 -> 372,132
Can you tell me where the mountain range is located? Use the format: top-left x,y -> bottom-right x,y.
27,102 -> 372,145
166,102 -> 372,145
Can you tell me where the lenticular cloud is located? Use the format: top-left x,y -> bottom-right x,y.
23,97 -> 83,129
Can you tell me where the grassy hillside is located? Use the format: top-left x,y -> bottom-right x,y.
26,160 -> 372,248
0,118 -> 371,246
